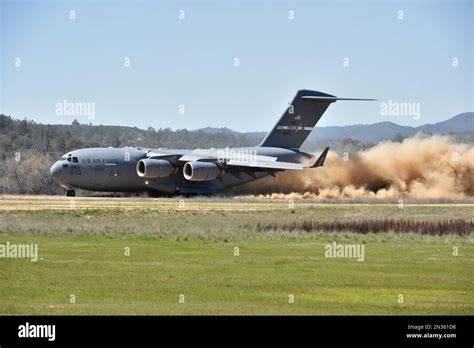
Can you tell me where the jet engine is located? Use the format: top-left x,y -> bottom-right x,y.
136,159 -> 174,179
183,161 -> 221,181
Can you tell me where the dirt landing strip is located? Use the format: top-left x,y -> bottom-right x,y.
0,195 -> 472,212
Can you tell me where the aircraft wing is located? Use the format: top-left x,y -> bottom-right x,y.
145,147 -> 329,172
226,159 -> 305,171
147,149 -> 189,158
226,147 -> 329,171
179,151 -> 278,163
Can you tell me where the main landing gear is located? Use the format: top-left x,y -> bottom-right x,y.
66,189 -> 76,197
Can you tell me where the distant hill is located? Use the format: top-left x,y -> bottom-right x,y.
191,127 -> 265,139
415,112 -> 473,134
192,127 -> 239,135
308,122 -> 414,143
0,112 -> 471,161
194,112 -> 473,143
310,112 -> 474,142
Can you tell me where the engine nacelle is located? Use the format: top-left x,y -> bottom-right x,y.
136,159 -> 174,179
183,161 -> 220,181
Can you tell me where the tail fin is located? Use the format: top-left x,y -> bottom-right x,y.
259,89 -> 374,149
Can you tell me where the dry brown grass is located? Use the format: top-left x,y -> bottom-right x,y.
252,219 -> 473,236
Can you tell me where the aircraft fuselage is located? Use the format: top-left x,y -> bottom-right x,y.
50,145 -> 310,195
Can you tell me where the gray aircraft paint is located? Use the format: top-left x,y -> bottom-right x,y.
50,90 -> 372,195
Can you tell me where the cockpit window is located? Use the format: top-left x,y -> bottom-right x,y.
59,154 -> 79,163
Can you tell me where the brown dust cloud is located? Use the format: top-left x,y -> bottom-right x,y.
233,135 -> 474,200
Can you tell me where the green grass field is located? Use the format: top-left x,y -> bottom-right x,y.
0,196 -> 473,315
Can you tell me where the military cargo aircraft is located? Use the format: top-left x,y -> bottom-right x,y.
50,90 -> 373,196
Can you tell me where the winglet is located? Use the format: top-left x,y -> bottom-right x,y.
311,147 -> 329,168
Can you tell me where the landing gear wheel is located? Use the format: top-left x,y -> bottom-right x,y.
66,190 -> 76,197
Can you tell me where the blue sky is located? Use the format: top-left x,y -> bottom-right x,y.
1,0 -> 472,132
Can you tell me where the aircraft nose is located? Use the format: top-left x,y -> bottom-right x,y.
50,161 -> 62,180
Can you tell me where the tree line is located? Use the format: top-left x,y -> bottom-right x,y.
0,115 -> 260,194
3,114 -> 469,195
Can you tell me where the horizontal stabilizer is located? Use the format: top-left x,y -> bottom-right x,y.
301,96 -> 376,102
